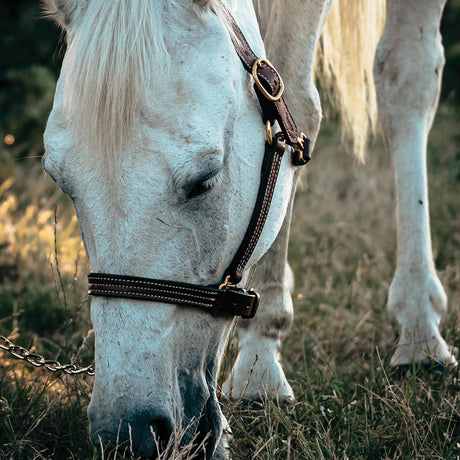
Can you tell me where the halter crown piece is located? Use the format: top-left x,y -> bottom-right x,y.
87,1 -> 311,319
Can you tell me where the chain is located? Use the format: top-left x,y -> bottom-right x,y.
0,335 -> 95,376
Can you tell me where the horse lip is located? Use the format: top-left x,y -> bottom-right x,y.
91,426 -> 157,458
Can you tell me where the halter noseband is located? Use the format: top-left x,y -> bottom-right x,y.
88,2 -> 310,319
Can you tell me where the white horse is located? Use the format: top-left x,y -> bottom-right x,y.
42,0 -> 454,458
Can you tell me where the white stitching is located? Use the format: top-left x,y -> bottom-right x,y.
89,276 -> 216,297
91,283 -> 217,304
237,154 -> 282,272
90,289 -> 214,309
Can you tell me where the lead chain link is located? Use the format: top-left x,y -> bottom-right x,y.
0,335 -> 95,376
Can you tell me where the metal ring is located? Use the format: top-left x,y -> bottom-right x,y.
252,57 -> 285,102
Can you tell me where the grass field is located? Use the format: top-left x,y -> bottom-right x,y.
0,104 -> 459,459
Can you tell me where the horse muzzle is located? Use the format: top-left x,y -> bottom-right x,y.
87,374 -> 226,459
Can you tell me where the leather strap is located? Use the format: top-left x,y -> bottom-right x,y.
87,2 -> 311,318
218,0 -> 311,165
223,139 -> 286,284
88,273 -> 260,319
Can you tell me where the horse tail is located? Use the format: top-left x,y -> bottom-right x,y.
316,0 -> 386,161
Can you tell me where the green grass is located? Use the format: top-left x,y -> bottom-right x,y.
1,105 -> 460,459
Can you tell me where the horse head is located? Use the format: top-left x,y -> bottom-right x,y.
43,0 -> 296,457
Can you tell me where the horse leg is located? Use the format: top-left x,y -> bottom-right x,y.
222,0 -> 334,400
374,0 -> 456,367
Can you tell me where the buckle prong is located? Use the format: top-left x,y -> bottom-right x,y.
266,121 -> 274,146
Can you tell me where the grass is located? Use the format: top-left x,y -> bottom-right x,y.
0,104 -> 460,459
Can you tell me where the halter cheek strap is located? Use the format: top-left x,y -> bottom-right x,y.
88,2 -> 311,319
218,1 -> 310,164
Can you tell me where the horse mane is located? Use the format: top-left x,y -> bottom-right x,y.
47,0 -> 232,160
255,0 -> 386,161
59,0 -> 169,159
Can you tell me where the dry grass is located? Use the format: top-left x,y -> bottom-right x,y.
0,105 -> 459,459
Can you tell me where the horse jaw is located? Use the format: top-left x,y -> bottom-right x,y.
43,0 -> 296,457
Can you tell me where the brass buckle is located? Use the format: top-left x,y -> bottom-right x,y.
297,133 -> 306,151
252,58 -> 285,102
292,132 -> 311,166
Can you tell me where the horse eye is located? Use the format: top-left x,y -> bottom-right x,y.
187,177 -> 215,199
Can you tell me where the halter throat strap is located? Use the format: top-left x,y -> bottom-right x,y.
88,2 -> 310,319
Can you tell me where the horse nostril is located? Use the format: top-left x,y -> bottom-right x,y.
149,417 -> 175,444
89,412 -> 176,458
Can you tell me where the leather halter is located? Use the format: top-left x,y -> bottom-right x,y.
88,2 -> 310,319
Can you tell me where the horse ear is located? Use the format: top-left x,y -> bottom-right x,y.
43,0 -> 85,29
